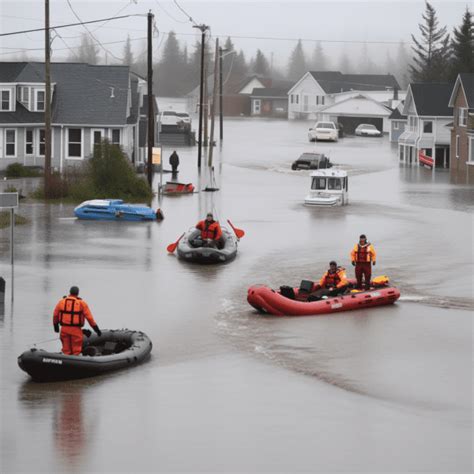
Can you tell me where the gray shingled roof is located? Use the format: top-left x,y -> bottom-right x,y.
389,106 -> 406,120
250,87 -> 289,98
0,62 -> 132,125
309,71 -> 400,93
410,82 -> 453,116
459,73 -> 474,107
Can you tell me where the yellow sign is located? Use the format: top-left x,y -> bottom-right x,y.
152,147 -> 162,165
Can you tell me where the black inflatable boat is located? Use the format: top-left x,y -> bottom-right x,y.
177,227 -> 238,264
18,329 -> 152,382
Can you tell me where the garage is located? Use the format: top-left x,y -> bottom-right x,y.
337,116 -> 384,135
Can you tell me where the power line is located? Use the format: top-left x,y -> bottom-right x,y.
0,14 -> 144,37
154,0 -> 189,24
173,0 -> 198,26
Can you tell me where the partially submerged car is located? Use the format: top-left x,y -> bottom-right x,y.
355,124 -> 382,137
308,121 -> 338,142
291,153 -> 332,170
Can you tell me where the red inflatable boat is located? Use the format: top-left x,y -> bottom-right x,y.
163,182 -> 195,194
247,281 -> 400,316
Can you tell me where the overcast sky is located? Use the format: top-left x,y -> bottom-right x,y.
0,0 -> 469,68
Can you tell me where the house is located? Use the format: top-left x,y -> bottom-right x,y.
315,94 -> 394,134
398,83 -> 453,169
448,73 -> 474,184
388,103 -> 407,142
249,81 -> 293,117
0,61 -> 148,171
287,71 -> 400,120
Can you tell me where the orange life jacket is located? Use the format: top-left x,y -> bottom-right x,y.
196,220 -> 222,240
320,267 -> 348,289
352,243 -> 376,263
58,297 -> 85,327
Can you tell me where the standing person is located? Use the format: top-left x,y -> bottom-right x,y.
351,234 -> 376,290
53,286 -> 101,356
169,150 -> 180,174
195,213 -> 222,248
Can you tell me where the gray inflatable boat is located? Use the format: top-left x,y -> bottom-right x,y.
177,227 -> 238,264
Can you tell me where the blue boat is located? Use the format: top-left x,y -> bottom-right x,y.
74,199 -> 159,221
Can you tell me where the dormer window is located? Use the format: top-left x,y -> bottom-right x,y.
19,86 -> 29,107
1,90 -> 11,111
35,90 -> 45,112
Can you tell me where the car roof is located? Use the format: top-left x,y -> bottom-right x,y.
298,152 -> 324,159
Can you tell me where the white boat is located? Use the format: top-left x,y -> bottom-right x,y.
304,169 -> 349,207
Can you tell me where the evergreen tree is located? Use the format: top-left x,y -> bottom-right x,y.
252,49 -> 270,76
76,33 -> 99,64
410,1 -> 451,82
450,8 -> 474,79
122,35 -> 134,66
310,41 -> 327,71
287,39 -> 307,79
360,42 -> 377,73
338,50 -> 352,74
395,41 -> 410,88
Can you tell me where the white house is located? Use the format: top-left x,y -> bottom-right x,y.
398,83 -> 453,169
287,71 -> 400,120
315,94 -> 394,133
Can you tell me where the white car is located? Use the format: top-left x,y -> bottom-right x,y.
355,124 -> 382,137
308,121 -> 338,142
159,111 -> 181,126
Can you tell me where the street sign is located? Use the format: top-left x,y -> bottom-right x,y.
152,146 -> 162,165
0,192 -> 19,209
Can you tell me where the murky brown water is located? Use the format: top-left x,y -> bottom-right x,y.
1,119 -> 473,472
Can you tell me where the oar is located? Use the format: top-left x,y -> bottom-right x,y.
227,220 -> 245,239
167,233 -> 185,253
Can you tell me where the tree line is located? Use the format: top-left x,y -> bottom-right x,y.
58,1 -> 472,96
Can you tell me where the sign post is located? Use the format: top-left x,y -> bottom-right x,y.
152,146 -> 163,194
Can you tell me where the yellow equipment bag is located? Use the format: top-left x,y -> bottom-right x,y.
372,275 -> 389,287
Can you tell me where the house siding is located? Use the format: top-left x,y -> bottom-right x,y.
390,120 -> 406,142
450,87 -> 473,184
288,74 -> 327,120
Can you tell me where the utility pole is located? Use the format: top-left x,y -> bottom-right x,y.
208,38 -> 219,167
147,11 -> 154,188
44,0 -> 51,197
193,24 -> 209,169
203,56 -> 209,148
219,46 -> 224,141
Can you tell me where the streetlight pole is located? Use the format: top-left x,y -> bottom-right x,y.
147,11 -> 154,188
44,0 -> 51,197
193,24 -> 209,169
219,47 -> 224,142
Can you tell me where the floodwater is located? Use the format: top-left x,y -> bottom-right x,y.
1,119 -> 473,473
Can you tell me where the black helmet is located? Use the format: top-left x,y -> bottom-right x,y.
70,286 -> 79,296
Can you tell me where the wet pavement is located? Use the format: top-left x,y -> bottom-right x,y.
1,118 -> 473,472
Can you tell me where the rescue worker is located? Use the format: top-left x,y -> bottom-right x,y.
195,212 -> 222,248
53,286 -> 101,356
309,261 -> 349,301
351,234 -> 376,290
169,150 -> 180,174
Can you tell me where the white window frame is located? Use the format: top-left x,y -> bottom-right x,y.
393,122 -> 399,130
19,86 -> 30,107
91,128 -> 105,153
5,128 -> 17,158
458,108 -> 467,127
110,128 -> 121,146
455,135 -> 460,159
468,137 -> 474,164
1,89 -> 12,111
37,128 -> 46,157
25,128 -> 34,156
67,127 -> 83,159
34,89 -> 45,112
0,129 -> 3,158
252,99 -> 261,115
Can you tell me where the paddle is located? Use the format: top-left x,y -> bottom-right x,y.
227,220 -> 245,239
167,233 -> 185,253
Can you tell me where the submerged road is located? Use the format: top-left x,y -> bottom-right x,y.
1,119 -> 473,473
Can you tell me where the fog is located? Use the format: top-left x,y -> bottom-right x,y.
0,0 -> 469,72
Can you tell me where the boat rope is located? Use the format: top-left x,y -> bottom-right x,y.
28,336 -> 59,347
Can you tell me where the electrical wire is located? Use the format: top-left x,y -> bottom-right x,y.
172,0 -> 198,26
155,0 -> 189,24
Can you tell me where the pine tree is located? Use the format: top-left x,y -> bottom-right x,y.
450,8 -> 474,79
310,41 -> 327,71
252,49 -> 270,76
395,41 -> 410,88
76,33 -> 99,64
338,50 -> 352,74
156,32 -> 188,96
360,42 -> 377,73
122,35 -> 134,66
287,40 -> 307,80
410,1 -> 451,82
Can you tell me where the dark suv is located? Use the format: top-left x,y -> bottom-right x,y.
291,153 -> 332,170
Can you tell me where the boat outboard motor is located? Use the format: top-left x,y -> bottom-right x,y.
155,208 -> 164,221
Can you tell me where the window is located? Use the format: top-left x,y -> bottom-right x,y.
458,108 -> 467,127
25,129 -> 34,155
328,178 -> 342,190
91,129 -> 104,153
399,146 -> 404,161
321,96 -> 325,105
39,129 -> 45,156
1,90 -> 11,111
5,129 -> 16,157
111,129 -> 121,145
455,135 -> 460,158
35,90 -> 45,111
311,177 -> 326,190
68,128 -> 82,158
394,122 -> 399,130
296,95 -> 299,105
316,96 -> 319,105
20,86 -> 29,106
423,120 -> 433,133
469,137 -> 474,163
290,94 -> 294,104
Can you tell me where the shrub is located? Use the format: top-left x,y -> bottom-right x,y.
5,163 -> 41,178
0,211 -> 28,228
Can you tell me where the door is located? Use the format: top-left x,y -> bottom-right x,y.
253,99 -> 261,115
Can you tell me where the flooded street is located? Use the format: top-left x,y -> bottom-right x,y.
1,119 -> 473,473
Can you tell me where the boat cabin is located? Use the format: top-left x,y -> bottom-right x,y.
304,169 -> 348,206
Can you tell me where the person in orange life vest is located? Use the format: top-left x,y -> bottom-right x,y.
195,213 -> 222,248
351,234 -> 376,290
53,286 -> 101,356
309,261 -> 349,300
